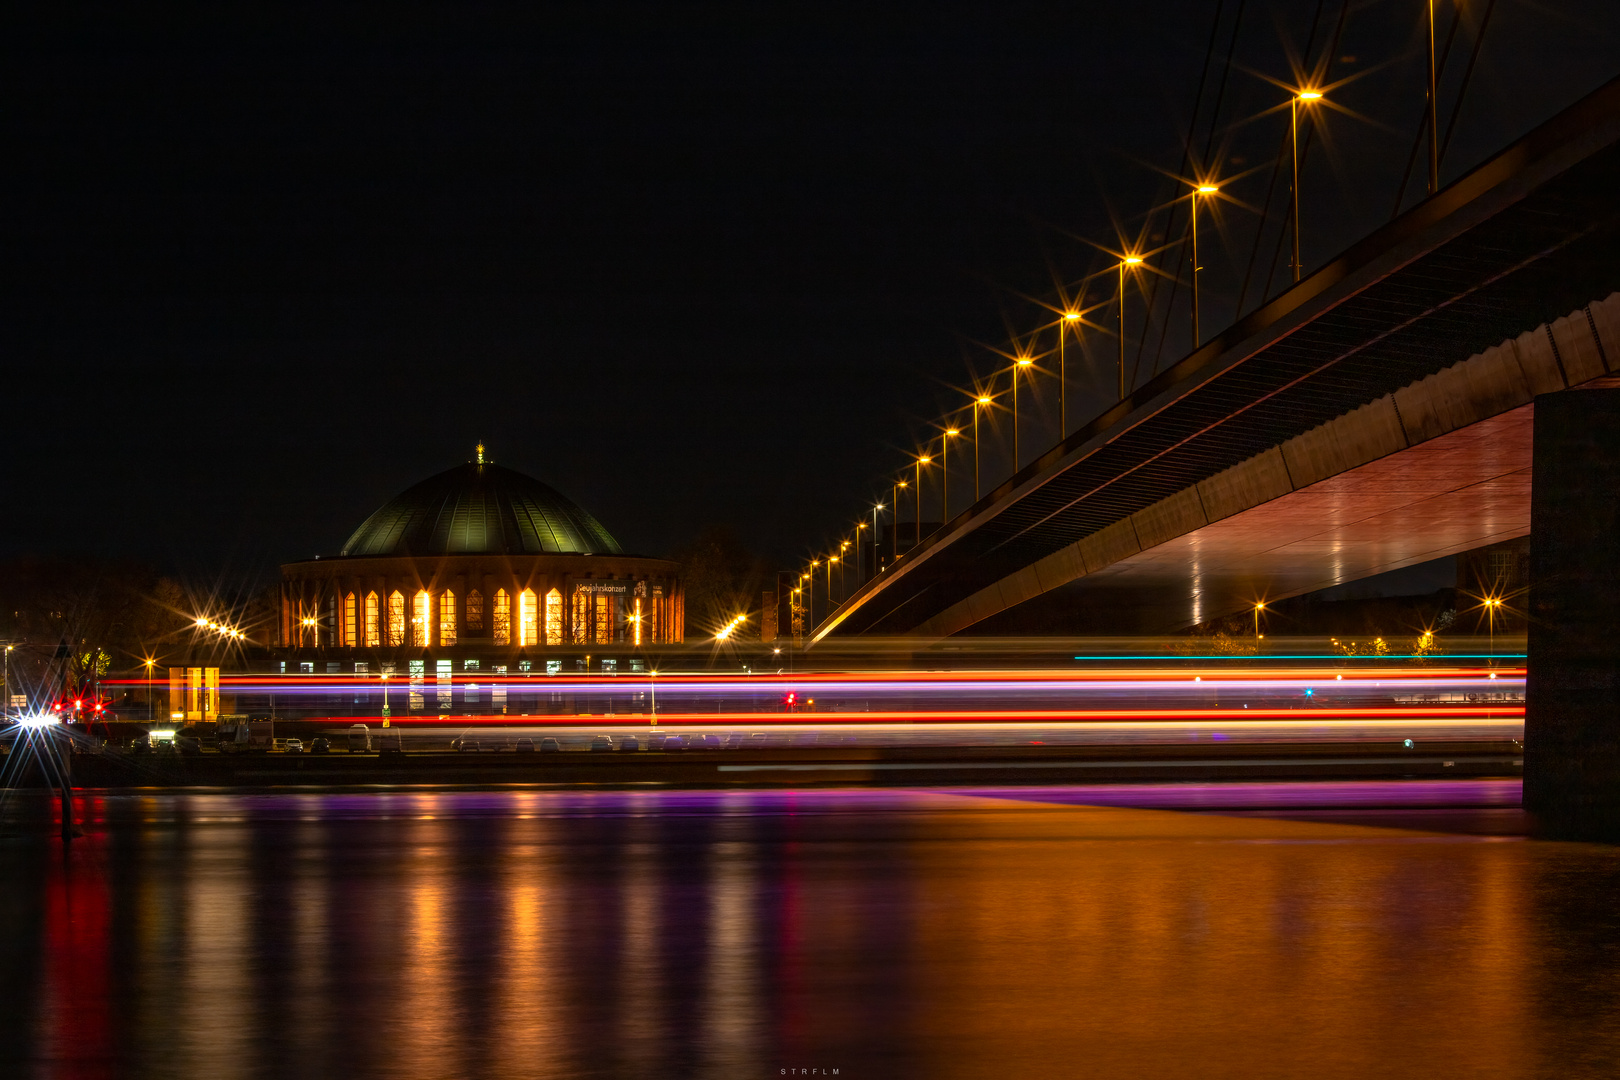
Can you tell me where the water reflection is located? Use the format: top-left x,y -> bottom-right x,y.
3,784 -> 1619,1079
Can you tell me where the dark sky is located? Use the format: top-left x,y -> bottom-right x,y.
5,1 -> 1617,582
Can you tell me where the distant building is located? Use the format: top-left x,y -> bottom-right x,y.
276,447 -> 683,683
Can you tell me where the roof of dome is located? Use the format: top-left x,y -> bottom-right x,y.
340,461 -> 624,557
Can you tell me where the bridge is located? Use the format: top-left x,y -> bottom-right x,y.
815,76 -> 1620,642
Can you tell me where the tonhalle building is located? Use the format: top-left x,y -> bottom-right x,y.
276,449 -> 682,707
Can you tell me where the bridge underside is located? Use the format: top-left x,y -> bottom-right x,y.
817,79 -> 1620,645
965,405 -> 1531,635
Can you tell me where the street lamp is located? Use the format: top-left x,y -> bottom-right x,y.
1118,256 -> 1143,400
942,428 -> 959,521
854,521 -> 868,587
871,504 -> 884,576
1013,357 -> 1034,468
1192,185 -> 1218,345
914,454 -> 931,547
893,480 -> 908,559
143,657 -> 156,723
1059,311 -> 1081,435
973,394 -> 991,500
1292,90 -> 1323,283
1484,596 -> 1503,662
1253,601 -> 1265,648
827,556 -> 839,609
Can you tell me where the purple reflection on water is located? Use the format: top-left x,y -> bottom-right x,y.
952,778 -> 1522,810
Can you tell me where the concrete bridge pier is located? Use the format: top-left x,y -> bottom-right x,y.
1525,387 -> 1620,834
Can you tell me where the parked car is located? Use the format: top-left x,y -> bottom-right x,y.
284,738 -> 305,754
311,736 -> 331,754
540,737 -> 561,753
699,734 -> 723,750
130,735 -> 151,754
347,724 -> 371,752
456,738 -> 478,752
515,738 -> 535,753
590,735 -> 614,752
175,735 -> 201,755
617,736 -> 640,752
661,734 -> 688,751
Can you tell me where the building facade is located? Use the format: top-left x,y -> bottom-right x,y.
276,452 -> 682,689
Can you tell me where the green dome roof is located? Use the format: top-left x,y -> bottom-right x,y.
340,462 -> 623,557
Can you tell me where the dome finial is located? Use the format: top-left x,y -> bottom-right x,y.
476,442 -> 485,464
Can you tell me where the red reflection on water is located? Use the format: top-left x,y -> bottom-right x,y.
41,842 -> 114,1080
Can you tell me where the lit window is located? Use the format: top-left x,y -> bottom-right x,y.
414,591 -> 431,648
518,660 -> 532,673
343,593 -> 357,648
365,592 -> 380,647
492,665 -> 506,709
631,597 -> 644,647
571,587 -> 590,644
493,589 -> 510,646
299,662 -> 314,674
436,659 -> 452,709
388,592 -> 406,647
601,658 -> 617,676
594,593 -> 614,645
520,588 -> 538,646
439,590 -> 457,646
545,660 -> 561,676
466,589 -> 484,632
544,588 -> 563,645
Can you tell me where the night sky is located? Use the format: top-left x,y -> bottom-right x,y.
6,1 -> 1617,583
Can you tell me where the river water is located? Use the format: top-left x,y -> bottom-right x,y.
2,781 -> 1618,1079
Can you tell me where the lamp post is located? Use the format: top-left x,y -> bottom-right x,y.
1059,312 -> 1080,435
143,658 -> 156,723
1192,186 -> 1218,345
1118,256 -> 1142,399
973,395 -> 990,500
807,562 -> 818,628
1485,596 -> 1502,664
1427,0 -> 1439,196
914,455 -> 930,547
942,428 -> 959,521
893,480 -> 908,559
1291,90 -> 1323,282
871,503 -> 884,576
827,556 -> 838,610
1253,601 -> 1265,649
839,540 -> 850,599
854,521 -> 868,587
1012,357 -> 1034,468
381,671 -> 391,720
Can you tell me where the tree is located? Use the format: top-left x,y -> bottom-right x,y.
669,526 -> 771,640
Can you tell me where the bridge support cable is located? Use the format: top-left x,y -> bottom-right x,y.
1131,0 -> 1233,388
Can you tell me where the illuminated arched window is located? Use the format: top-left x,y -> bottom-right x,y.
519,589 -> 538,646
343,593 -> 357,647
438,590 -> 457,646
414,590 -> 431,647
544,588 -> 563,645
466,589 -> 484,632
364,592 -> 380,647
492,589 -> 510,645
571,586 -> 590,644
387,591 -> 406,646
